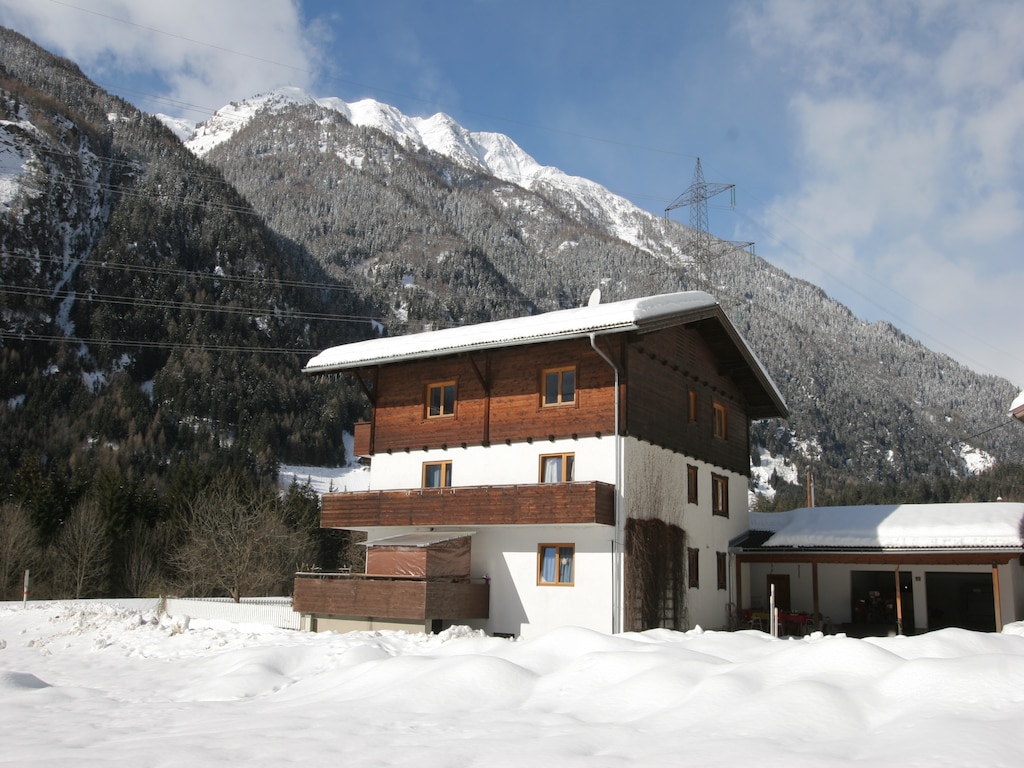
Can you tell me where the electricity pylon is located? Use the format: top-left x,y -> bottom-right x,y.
664,157 -> 752,292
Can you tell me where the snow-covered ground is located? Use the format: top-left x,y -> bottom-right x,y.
3,601 -> 1024,766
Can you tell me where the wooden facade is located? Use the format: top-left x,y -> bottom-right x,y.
352,326 -> 756,473
624,325 -> 751,475
293,573 -> 490,621
362,337 -> 619,454
321,481 -> 616,529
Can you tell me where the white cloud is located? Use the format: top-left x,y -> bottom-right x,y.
0,0 -> 321,119
737,0 -> 1024,386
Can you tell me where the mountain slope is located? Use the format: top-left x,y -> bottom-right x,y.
183,88 -> 1024,499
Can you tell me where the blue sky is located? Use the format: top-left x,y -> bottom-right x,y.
2,0 -> 1023,394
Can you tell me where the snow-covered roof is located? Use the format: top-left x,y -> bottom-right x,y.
306,291 -> 720,373
748,503 -> 1024,550
305,290 -> 788,419
363,531 -> 475,548
1011,390 -> 1024,421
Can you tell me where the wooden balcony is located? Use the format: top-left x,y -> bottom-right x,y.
293,573 -> 490,620
320,481 -> 616,529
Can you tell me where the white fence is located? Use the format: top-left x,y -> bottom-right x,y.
162,597 -> 301,630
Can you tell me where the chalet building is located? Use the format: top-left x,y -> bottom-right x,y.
733,503 -> 1024,635
293,291 -> 787,639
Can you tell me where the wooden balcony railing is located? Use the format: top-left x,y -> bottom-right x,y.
320,481 -> 616,529
293,572 -> 489,620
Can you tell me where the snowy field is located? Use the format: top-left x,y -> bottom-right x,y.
3,602 -> 1024,766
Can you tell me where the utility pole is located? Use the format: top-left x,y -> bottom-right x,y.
664,158 -> 753,293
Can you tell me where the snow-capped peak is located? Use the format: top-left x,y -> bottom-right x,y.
182,86 -> 667,250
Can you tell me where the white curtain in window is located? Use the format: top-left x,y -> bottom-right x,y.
543,457 -> 562,483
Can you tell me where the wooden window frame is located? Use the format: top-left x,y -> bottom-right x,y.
711,473 -> 729,517
687,547 -> 700,589
539,453 -> 575,483
425,380 -> 457,419
541,366 -> 577,407
687,465 -> 698,504
712,400 -> 728,440
422,460 -> 453,488
716,551 -> 728,591
688,390 -> 698,422
537,543 -> 575,586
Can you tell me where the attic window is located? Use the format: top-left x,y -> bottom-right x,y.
712,401 -> 728,440
542,367 -> 576,406
426,381 -> 456,418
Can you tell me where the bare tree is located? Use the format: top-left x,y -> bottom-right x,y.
52,499 -> 111,599
0,501 -> 38,600
174,484 -> 312,602
122,519 -> 169,597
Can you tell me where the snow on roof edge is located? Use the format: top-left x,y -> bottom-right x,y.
304,291 -> 719,373
750,502 -> 1024,550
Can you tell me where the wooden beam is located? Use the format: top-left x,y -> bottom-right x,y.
735,551 -> 1021,566
993,564 -> 1003,632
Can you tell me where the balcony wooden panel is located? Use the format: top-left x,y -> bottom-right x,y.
293,574 -> 489,620
321,481 -> 616,529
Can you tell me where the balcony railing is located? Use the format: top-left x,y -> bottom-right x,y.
293,572 -> 490,621
320,481 -> 616,529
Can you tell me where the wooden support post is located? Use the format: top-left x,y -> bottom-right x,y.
812,562 -> 820,628
992,564 -> 1003,632
894,564 -> 904,635
734,556 -> 744,617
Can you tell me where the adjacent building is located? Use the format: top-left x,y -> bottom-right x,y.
293,291 -> 787,638
733,502 -> 1024,634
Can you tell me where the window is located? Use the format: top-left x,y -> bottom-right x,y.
425,381 -> 456,418
712,401 -> 728,440
687,547 -> 700,589
712,473 -> 729,517
716,552 -> 728,591
688,390 -> 698,422
422,460 -> 452,488
538,544 -> 575,585
687,465 -> 698,504
540,453 -> 574,483
542,367 -> 576,406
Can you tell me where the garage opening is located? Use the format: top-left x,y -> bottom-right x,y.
850,570 -> 915,635
925,572 -> 995,632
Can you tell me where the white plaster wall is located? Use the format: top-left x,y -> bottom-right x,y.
367,436 -> 616,490
361,523 -> 616,640
623,439 -> 749,630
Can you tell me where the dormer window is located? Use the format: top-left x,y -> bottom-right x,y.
425,381 -> 456,418
541,367 -> 576,406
